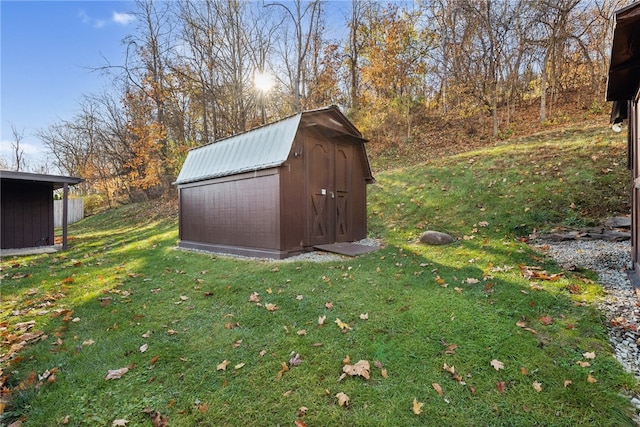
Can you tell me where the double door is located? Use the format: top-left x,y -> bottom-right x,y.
307,139 -> 352,246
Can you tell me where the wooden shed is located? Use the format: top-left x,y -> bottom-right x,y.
175,106 -> 375,259
1,171 -> 83,252
607,2 -> 640,279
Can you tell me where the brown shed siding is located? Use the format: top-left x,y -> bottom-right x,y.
1,180 -> 54,249
179,170 -> 283,256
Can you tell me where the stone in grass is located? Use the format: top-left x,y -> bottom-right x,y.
420,231 -> 455,245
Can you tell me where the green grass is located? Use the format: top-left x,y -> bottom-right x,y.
1,124 -> 636,426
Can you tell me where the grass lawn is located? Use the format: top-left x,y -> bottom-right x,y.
1,124 -> 637,426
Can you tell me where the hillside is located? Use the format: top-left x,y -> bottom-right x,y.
0,122 -> 635,426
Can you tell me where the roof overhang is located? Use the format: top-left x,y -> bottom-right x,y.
0,170 -> 84,190
606,2 -> 640,102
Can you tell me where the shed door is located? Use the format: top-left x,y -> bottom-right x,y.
307,140 -> 352,245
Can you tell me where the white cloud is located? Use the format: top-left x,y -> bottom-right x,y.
0,139 -> 43,156
113,12 -> 136,26
79,10 -> 90,24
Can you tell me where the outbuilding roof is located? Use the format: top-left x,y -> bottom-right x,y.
175,106 -> 371,185
0,170 -> 83,189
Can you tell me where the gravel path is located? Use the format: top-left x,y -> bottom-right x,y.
534,239 -> 640,416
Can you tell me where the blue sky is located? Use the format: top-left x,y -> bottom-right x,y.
1,0 -> 136,169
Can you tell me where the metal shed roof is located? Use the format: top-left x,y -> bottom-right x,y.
175,114 -> 302,185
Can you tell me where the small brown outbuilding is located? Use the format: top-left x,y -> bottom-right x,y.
1,170 -> 83,252
607,1 -> 640,279
175,106 -> 375,259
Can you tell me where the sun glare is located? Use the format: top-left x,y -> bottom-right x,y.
254,71 -> 274,93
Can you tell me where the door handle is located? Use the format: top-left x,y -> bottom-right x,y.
330,191 -> 335,199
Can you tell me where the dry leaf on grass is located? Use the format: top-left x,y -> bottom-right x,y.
490,359 -> 504,371
532,381 -> 542,392
335,318 -> 352,330
336,392 -> 350,407
104,367 -> 130,380
412,398 -> 423,415
216,360 -> 230,371
432,383 -> 444,395
340,360 -> 370,380
265,303 -> 278,311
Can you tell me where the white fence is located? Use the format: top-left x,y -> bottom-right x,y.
54,198 -> 84,228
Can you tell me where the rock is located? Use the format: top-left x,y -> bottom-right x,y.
604,216 -> 631,229
419,231 -> 455,245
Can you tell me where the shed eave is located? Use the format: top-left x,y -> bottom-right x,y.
175,162 -> 284,186
606,2 -> 640,101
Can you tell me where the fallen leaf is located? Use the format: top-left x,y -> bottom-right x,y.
359,313 -> 369,320
296,295 -> 304,301
180,295 -> 189,301
297,329 -> 307,336
334,318 -> 352,330
583,351 -> 596,360
149,355 -> 160,366
297,406 -> 308,416
381,368 -> 388,378
443,363 -> 455,374
142,407 -> 169,427
539,316 -> 554,325
444,343 -> 458,354
265,303 -> 278,312
142,330 -> 152,338
112,420 -> 129,426
140,343 -> 148,353
233,339 -> 243,348
341,359 -> 370,380
490,359 -> 504,371
576,360 -> 591,368
216,360 -> 230,371
325,301 -> 333,309
432,382 -> 444,395
564,379 -> 572,387
532,381 -> 542,392
318,315 -> 326,325
82,339 -> 95,346
336,392 -> 350,407
249,292 -> 260,303
277,361 -> 289,379
412,398 -> 423,415
289,353 -> 303,366
587,374 -> 598,383
520,366 -> 529,375
496,381 -> 506,393
105,367 -> 129,380
294,420 -> 308,427
342,354 -> 351,364
198,402 -> 208,413
234,362 -> 245,370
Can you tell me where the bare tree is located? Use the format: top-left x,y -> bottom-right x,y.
10,123 -> 27,171
267,0 -> 323,113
